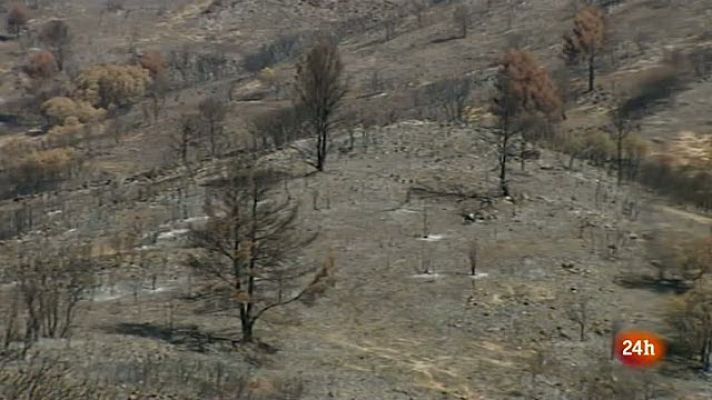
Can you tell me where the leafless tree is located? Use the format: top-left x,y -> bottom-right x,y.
6,2 -> 29,37
294,40 -> 347,172
527,344 -> 551,389
3,241 -> 94,350
384,16 -> 397,42
172,113 -> 201,166
567,294 -> 589,341
506,0 -> 518,30
38,20 -> 71,71
188,162 -> 334,342
147,73 -> 169,122
468,239 -> 479,276
198,96 -> 228,157
106,0 -> 124,12
610,95 -> 639,185
516,113 -> 552,171
411,0 -> 427,27
453,4 -> 471,38
2,286 -> 20,350
425,77 -> 472,123
249,105 -> 306,150
369,69 -> 385,94
0,352 -> 105,399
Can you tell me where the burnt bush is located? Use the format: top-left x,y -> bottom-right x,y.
0,147 -> 81,200
169,46 -> 236,85
2,242 -> 95,348
421,77 -> 472,123
23,50 -> 58,80
687,46 -> 712,80
617,66 -> 682,119
242,33 -> 305,73
639,158 -> 712,210
249,105 -> 307,150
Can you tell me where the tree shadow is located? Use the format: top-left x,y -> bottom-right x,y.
614,273 -> 689,294
101,322 -> 281,359
102,322 -> 236,353
430,35 -> 462,44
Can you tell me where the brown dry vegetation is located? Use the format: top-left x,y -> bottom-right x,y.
5,2 -> 29,37
23,50 -> 58,80
74,64 -> 152,110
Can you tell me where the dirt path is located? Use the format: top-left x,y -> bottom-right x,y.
656,205 -> 712,226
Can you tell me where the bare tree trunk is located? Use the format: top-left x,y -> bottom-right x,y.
499,121 -> 511,197
468,240 -> 479,276
588,52 -> 595,92
209,123 -> 217,157
568,152 -> 577,169
422,202 -> 429,238
320,129 -> 328,171
316,127 -> 327,171
617,131 -> 624,185
243,185 -> 260,343
3,289 -> 19,349
240,306 -> 253,343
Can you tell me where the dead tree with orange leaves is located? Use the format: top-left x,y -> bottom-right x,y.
491,50 -> 563,196
563,6 -> 605,92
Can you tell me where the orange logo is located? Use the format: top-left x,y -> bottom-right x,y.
614,330 -> 666,367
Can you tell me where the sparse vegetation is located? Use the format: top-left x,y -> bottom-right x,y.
38,20 -> 71,71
